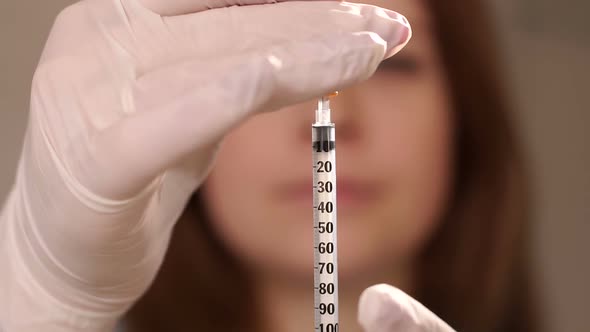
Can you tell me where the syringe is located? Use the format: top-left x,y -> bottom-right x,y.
312,93 -> 339,332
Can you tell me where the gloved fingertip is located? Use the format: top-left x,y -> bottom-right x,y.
358,284 -> 456,332
386,21 -> 412,58
358,284 -> 406,332
389,27 -> 411,58
366,6 -> 411,58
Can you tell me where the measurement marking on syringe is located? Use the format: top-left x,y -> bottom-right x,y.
312,94 -> 339,332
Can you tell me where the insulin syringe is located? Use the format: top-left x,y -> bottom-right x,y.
312,93 -> 339,332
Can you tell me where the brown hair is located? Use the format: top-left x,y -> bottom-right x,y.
125,1 -> 538,331
416,1 -> 538,331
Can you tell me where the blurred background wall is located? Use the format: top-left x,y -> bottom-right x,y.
1,1 -> 588,331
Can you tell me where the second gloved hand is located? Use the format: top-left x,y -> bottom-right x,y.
359,284 -> 456,332
0,0 -> 411,331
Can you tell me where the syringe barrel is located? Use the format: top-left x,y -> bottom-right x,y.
312,125 -> 336,153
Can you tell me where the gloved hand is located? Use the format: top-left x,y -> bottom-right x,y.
0,0 -> 410,331
359,284 -> 456,332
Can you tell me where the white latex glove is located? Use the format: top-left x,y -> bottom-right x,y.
359,284 -> 456,332
0,0 -> 410,331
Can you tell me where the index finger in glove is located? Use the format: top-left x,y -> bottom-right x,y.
139,0 -> 330,16
85,1 -> 410,198
358,284 -> 456,332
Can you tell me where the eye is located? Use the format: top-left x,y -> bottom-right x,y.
377,55 -> 421,75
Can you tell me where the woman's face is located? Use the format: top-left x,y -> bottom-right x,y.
202,0 -> 453,284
